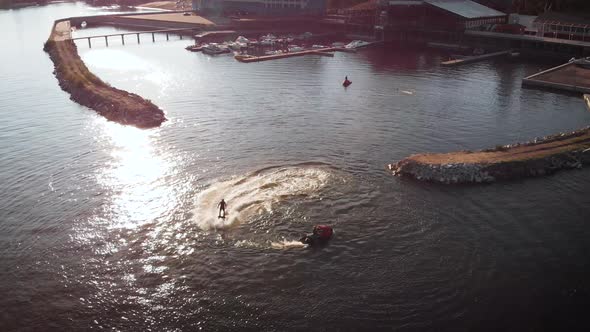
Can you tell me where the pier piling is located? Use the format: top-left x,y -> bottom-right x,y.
70,28 -> 199,48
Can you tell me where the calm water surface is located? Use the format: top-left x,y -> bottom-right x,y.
1,3 -> 590,331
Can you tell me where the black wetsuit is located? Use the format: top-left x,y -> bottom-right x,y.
218,200 -> 226,218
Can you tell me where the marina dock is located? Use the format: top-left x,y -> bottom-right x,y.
235,47 -> 352,63
522,61 -> 590,94
194,30 -> 238,41
232,41 -> 379,63
441,50 -> 511,67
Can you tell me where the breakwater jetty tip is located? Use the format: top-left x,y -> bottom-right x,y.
45,18 -> 166,128
390,127 -> 590,184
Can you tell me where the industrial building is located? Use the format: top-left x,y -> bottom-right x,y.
192,0 -> 327,16
383,0 -> 507,32
533,12 -> 590,42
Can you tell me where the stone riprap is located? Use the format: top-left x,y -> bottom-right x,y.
44,19 -> 166,128
390,127 -> 590,184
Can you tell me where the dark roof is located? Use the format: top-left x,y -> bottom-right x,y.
425,0 -> 506,19
535,12 -> 590,28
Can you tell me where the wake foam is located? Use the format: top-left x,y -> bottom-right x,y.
193,165 -> 336,230
270,240 -> 307,249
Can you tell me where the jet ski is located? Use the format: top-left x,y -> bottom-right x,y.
300,225 -> 333,245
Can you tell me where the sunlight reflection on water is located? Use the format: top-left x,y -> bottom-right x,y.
82,49 -> 150,71
81,48 -> 172,97
97,121 -> 176,229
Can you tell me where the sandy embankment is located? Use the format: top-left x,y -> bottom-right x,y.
44,20 -> 166,128
137,1 -> 188,11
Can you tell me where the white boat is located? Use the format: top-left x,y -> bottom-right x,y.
264,50 -> 284,55
202,43 -> 230,55
331,42 -> 345,48
262,33 -> 277,40
260,39 -> 275,46
300,32 -> 313,39
312,44 -> 327,49
345,40 -> 370,49
576,59 -> 590,69
227,42 -> 247,51
235,36 -> 249,43
288,46 -> 304,52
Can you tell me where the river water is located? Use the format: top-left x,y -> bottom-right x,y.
2,3 -> 590,331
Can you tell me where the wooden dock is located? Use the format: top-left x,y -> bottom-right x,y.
234,47 -> 350,63
72,28 -> 198,47
441,50 -> 511,67
522,61 -> 590,94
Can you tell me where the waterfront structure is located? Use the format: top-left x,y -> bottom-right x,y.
193,0 -> 327,15
342,0 -> 507,36
534,12 -> 590,42
382,0 -> 507,31
341,0 -> 379,27
473,0 -> 513,12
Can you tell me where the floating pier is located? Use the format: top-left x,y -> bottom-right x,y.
313,51 -> 335,57
522,61 -> 590,94
441,50 -> 511,67
234,47 -> 352,63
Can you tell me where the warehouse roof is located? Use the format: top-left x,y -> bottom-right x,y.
425,0 -> 505,19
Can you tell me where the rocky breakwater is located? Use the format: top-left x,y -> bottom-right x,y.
44,20 -> 166,128
389,127 -> 590,184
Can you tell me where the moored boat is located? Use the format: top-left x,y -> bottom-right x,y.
202,43 -> 231,55
575,58 -> 590,69
345,40 -> 370,49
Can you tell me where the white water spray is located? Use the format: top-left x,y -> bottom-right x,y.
193,165 -> 335,231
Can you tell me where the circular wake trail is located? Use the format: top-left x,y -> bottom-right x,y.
193,165 -> 335,230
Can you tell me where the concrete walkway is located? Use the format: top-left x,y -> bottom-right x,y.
52,20 -> 71,41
